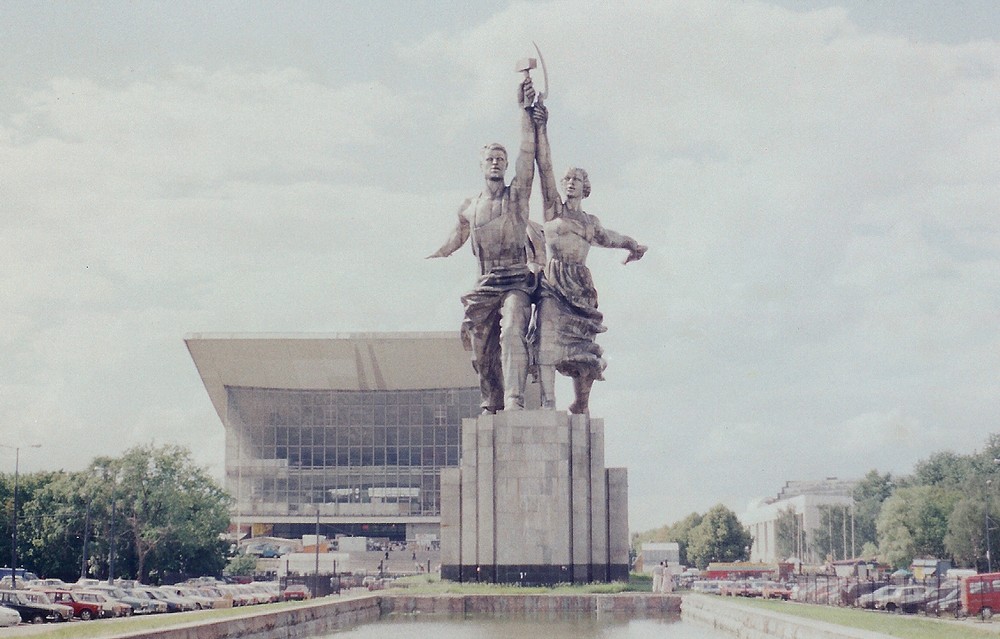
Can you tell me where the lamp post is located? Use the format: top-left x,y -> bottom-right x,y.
987,458 -> 1000,574
3,444 -> 41,589
987,479 -> 992,573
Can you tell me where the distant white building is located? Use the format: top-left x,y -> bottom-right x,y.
740,478 -> 856,564
638,542 -> 681,573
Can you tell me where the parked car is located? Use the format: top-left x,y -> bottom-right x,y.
924,584 -> 960,616
87,583 -> 147,615
187,586 -> 233,609
0,589 -> 72,623
761,581 -> 792,600
151,586 -> 198,611
0,569 -> 39,587
244,542 -> 281,558
364,576 -> 387,591
160,586 -> 214,610
34,589 -> 102,621
0,605 -> 21,627
217,584 -> 251,607
251,581 -> 281,603
690,580 -> 721,594
281,584 -> 311,601
843,581 -> 887,607
876,585 -> 929,613
74,590 -> 132,618
31,579 -> 72,590
856,585 -> 898,610
121,587 -> 169,614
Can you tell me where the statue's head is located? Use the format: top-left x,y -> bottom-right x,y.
562,167 -> 591,199
480,143 -> 508,180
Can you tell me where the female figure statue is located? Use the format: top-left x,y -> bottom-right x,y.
533,105 -> 647,414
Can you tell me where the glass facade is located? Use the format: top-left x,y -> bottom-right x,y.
225,386 -> 479,521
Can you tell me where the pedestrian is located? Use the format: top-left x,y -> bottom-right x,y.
661,561 -> 673,594
652,561 -> 664,593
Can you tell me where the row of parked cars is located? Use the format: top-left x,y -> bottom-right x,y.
853,583 -> 957,614
0,577 -> 283,625
695,577 -> 960,616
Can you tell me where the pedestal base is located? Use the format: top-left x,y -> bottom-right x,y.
440,410 -> 629,585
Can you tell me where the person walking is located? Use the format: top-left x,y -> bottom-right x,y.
651,561 -> 664,593
660,561 -> 673,594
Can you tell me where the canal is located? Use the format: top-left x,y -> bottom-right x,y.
319,613 -> 731,639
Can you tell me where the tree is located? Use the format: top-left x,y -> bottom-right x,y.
19,471 -> 91,581
912,451 -> 975,489
852,470 -> 893,554
4,444 -> 230,582
664,512 -> 702,567
945,497 -> 989,569
876,485 -> 956,568
812,504 -> 855,562
0,470 -> 56,577
224,554 -> 258,577
773,506 -> 800,561
90,444 -> 231,582
686,504 -> 752,569
632,511 -> 702,566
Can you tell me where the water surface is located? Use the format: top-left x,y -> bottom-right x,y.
321,614 -> 728,639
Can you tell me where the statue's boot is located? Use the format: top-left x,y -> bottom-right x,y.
568,376 -> 593,415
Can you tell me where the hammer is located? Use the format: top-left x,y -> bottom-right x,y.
516,57 -> 537,80
516,57 -> 537,107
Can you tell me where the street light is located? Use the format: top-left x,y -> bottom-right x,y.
2,444 -> 41,589
987,479 -> 992,573
987,459 -> 1000,573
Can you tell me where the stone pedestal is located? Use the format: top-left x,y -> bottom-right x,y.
440,410 -> 629,585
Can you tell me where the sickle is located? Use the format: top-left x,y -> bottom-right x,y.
532,41 -> 549,103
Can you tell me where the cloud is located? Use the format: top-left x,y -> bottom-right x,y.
2,1 -> 999,532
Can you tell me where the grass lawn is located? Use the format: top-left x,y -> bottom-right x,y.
718,595 -> 999,639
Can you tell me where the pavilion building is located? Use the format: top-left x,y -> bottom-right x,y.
185,332 -> 485,543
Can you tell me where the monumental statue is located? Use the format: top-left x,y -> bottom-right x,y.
427,74 -> 543,414
437,49 -> 634,586
532,103 -> 647,414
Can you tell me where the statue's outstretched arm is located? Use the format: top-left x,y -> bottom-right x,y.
593,218 -> 647,264
533,105 -> 560,222
509,77 -> 537,221
427,201 -> 471,258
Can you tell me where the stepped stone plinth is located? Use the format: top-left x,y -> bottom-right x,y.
440,410 -> 628,585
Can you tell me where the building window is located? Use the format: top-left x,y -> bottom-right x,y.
226,386 -> 478,517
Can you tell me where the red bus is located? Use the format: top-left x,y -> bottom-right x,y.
961,572 -> 1000,618
701,562 -> 794,581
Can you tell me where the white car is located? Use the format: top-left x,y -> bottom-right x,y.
0,605 -> 20,627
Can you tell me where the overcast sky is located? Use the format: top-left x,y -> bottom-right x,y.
3,1 -> 999,533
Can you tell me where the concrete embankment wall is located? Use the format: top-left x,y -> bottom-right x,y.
381,593 -> 680,616
681,594 -> 897,639
108,596 -> 381,639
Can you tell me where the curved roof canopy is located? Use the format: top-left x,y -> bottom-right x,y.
185,332 -> 477,423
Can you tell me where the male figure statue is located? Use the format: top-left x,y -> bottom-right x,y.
428,77 -> 540,413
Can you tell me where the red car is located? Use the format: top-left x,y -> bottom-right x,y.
281,585 -> 311,601
35,589 -> 102,621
